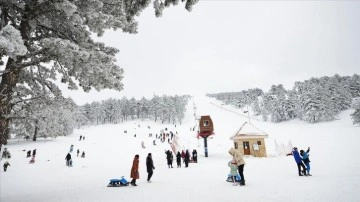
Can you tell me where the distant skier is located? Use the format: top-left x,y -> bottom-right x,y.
184,150 -> 190,168
300,147 -> 311,176
3,161 -> 10,172
29,156 -> 35,164
65,153 -> 72,166
165,150 -> 173,168
146,153 -> 155,182
79,135 -> 82,141
27,150 -> 31,158
81,151 -> 85,158
176,151 -> 181,168
141,141 -> 145,149
192,149 -> 198,163
77,149 -> 80,157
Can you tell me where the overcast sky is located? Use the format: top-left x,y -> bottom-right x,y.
62,0 -> 360,105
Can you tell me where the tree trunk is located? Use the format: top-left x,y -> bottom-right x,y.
0,58 -> 20,150
33,119 -> 38,141
0,2 -> 31,149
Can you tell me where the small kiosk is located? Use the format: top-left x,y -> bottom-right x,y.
230,122 -> 268,157
197,115 -> 214,157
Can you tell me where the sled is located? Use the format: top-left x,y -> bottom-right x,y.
226,174 -> 241,182
107,176 -> 130,187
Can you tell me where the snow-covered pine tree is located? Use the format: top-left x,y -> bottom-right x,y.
252,97 -> 262,116
0,0 -> 198,151
73,106 -> 89,129
351,98 -> 360,125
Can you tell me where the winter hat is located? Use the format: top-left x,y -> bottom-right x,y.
135,154 -> 139,158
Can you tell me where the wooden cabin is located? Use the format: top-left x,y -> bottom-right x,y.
199,115 -> 214,133
230,122 -> 268,157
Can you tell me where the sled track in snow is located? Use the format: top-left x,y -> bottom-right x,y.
209,102 -> 262,122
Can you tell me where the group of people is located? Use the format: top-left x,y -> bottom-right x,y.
228,147 -> 246,186
65,144 -> 86,167
130,153 -> 155,186
290,147 -> 311,176
2,148 -> 11,172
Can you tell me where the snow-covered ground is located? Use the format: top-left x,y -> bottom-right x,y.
1,96 -> 359,202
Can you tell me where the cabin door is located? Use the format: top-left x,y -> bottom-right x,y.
243,141 -> 250,155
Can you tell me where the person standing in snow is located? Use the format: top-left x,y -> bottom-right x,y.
3,161 -> 10,172
77,149 -> 80,157
184,150 -> 190,168
65,153 -> 72,167
228,159 -> 239,186
192,149 -> 198,163
130,154 -> 140,186
165,150 -> 173,168
291,147 -> 307,176
176,151 -> 181,168
146,153 -> 155,182
32,149 -> 36,157
181,150 -> 185,163
228,147 -> 246,186
300,147 -> 311,176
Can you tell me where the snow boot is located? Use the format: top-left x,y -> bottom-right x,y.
240,180 -> 245,186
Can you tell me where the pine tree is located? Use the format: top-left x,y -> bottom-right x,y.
351,98 -> 360,125
0,0 -> 198,151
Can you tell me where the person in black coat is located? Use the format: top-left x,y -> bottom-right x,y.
65,153 -> 71,166
165,150 -> 173,168
192,149 -> 197,163
184,150 -> 190,168
146,153 -> 155,182
176,151 -> 181,168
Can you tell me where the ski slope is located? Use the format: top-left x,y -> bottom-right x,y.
1,96 -> 359,202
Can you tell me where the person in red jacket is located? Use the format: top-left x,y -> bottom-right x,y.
130,154 -> 140,186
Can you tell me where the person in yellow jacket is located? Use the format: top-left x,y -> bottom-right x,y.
228,147 -> 246,186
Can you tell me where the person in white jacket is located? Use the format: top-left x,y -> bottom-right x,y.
228,147 -> 246,186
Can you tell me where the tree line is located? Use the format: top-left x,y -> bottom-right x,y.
207,74 -> 360,125
10,94 -> 189,141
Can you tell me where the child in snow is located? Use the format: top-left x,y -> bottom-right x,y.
228,159 -> 238,186
3,161 -> 10,172
300,147 -> 311,176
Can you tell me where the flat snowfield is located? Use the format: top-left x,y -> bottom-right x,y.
1,96 -> 359,202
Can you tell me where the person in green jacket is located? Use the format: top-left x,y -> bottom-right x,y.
228,159 -> 238,186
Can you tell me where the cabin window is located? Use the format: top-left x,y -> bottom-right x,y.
257,141 -> 261,145
203,120 -> 209,126
234,142 -> 238,149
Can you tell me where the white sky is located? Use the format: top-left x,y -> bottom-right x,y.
63,1 -> 360,104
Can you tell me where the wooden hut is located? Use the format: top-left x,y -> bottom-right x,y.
199,115 -> 214,133
230,122 -> 268,157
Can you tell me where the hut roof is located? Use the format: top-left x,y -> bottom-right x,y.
230,122 -> 268,139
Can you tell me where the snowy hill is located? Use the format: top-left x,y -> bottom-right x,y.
1,95 -> 359,202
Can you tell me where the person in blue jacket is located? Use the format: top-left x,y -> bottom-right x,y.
300,147 -> 311,176
291,147 -> 307,176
